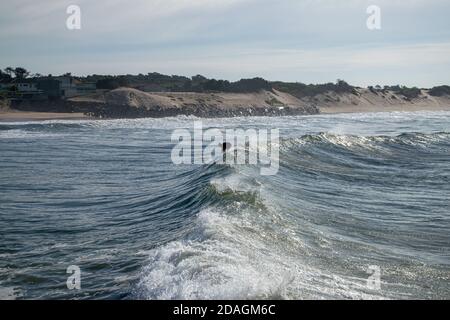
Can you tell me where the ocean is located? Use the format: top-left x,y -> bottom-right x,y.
0,111 -> 449,299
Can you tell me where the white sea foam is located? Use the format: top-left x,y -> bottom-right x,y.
138,204 -> 386,300
138,208 -> 294,299
0,129 -> 63,139
137,164 -> 390,300
0,285 -> 22,300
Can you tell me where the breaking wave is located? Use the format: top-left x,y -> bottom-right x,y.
136,131 -> 450,299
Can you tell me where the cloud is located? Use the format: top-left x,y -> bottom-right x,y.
1,0 -> 449,86
0,0 -> 249,36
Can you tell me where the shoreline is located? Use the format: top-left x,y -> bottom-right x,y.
0,111 -> 93,122
1,106 -> 450,123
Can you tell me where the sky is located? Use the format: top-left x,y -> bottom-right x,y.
1,0 -> 450,87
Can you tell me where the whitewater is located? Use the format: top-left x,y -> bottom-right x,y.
0,111 -> 449,299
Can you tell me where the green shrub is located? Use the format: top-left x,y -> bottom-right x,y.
272,80 -> 355,98
429,85 -> 450,97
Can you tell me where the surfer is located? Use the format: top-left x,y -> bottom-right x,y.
220,142 -> 232,163
221,142 -> 232,152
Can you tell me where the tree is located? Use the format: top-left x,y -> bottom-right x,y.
396,86 -> 421,100
0,69 -> 12,83
429,85 -> 450,97
231,78 -> 272,93
14,67 -> 30,79
192,75 -> 207,83
4,67 -> 14,77
335,79 -> 354,93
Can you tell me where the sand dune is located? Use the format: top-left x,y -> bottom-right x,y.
2,87 -> 450,121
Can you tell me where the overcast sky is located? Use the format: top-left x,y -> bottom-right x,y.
1,0 -> 450,87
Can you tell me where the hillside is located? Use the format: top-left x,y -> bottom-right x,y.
70,88 -> 319,118
65,87 -> 450,118
305,88 -> 450,113
3,69 -> 450,119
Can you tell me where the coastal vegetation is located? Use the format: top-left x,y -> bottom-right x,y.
272,79 -> 357,98
2,66 -> 450,119
2,66 -> 449,100
429,85 -> 450,97
90,73 -> 272,93
367,85 -> 422,100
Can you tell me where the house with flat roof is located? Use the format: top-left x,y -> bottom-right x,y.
3,76 -> 98,101
17,83 -> 38,92
54,76 -> 97,98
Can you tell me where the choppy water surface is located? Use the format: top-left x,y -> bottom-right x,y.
0,111 -> 449,299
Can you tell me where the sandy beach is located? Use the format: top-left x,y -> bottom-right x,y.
0,110 -> 91,122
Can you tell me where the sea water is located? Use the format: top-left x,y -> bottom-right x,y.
0,111 -> 449,299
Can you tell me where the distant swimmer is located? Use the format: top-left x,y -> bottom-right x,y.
219,142 -> 232,163
221,142 -> 232,153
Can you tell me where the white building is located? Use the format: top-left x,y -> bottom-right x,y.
55,76 -> 97,98
56,76 -> 78,98
17,83 -> 39,92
